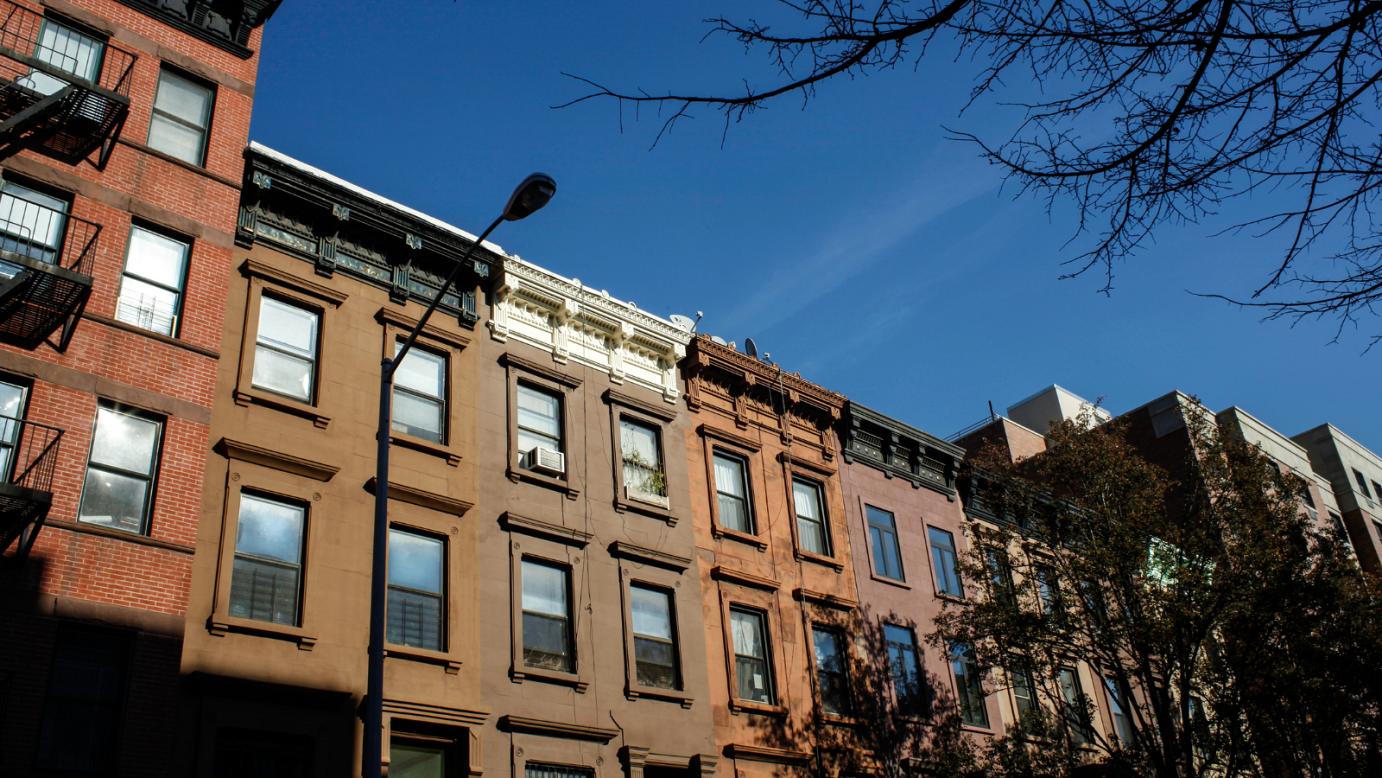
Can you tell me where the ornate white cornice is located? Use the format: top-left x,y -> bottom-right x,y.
489,257 -> 692,403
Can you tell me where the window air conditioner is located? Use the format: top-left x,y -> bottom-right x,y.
528,446 -> 565,475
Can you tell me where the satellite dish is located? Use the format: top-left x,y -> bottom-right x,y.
711,335 -> 727,346
745,338 -> 758,359
670,314 -> 696,332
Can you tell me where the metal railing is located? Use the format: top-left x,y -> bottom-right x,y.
0,413 -> 63,494
0,1 -> 136,98
946,412 -> 1002,443
0,191 -> 100,276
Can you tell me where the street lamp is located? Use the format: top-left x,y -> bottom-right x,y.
365,173 -> 556,778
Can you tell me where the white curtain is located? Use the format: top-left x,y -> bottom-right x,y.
522,560 -> 567,617
630,586 -> 672,639
731,610 -> 764,657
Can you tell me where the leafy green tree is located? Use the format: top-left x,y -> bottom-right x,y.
928,403 -> 1382,778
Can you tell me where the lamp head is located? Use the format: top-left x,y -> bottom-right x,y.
502,173 -> 556,221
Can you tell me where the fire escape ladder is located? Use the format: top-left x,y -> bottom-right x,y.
0,83 -> 73,152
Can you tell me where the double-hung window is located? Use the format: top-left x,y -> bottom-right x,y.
23,17 -> 104,95
886,624 -> 923,715
0,378 -> 29,481
252,296 -> 319,403
621,418 -> 664,499
387,528 -> 445,651
730,607 -> 774,704
630,584 -> 679,689
392,344 -> 446,443
713,451 -> 753,533
229,494 -> 305,626
77,404 -> 163,534
1013,666 -> 1038,721
516,384 -> 562,469
1104,677 -> 1135,745
522,559 -> 572,672
34,630 -> 129,773
929,526 -> 964,597
0,179 -> 68,269
867,505 -> 904,580
1354,469 -> 1373,502
952,644 -> 989,727
116,226 -> 189,336
527,764 -> 594,778
1058,667 -> 1092,745
793,477 -> 830,555
148,68 -> 213,166
812,626 -> 850,715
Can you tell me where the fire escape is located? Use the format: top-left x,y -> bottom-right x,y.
0,1 -> 130,352
0,415 -> 62,559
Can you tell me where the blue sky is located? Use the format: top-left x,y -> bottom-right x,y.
250,1 -> 1382,451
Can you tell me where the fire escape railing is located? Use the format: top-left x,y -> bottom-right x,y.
0,0 -> 136,167
0,192 -> 100,351
0,414 -> 64,558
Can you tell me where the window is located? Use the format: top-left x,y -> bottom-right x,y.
1036,565 -> 1059,613
77,404 -> 163,534
148,68 -> 213,165
214,728 -> 314,778
1300,484 -> 1316,509
1373,481 -> 1382,503
22,17 -> 104,95
1012,666 -> 1038,721
1104,677 -> 1135,745
527,764 -> 594,778
885,624 -> 924,714
0,179 -> 68,269
229,494 -> 305,626
813,626 -> 850,715
621,417 -> 664,498
1354,469 -> 1372,499
793,477 -> 831,555
0,378 -> 29,481
867,505 -> 904,580
713,451 -> 754,533
116,225 -> 189,336
630,584 -> 679,689
522,559 -> 572,672
388,528 -> 445,651
34,629 -> 130,773
730,607 -> 774,704
989,552 -> 1016,605
252,296 -> 319,403
929,526 -> 964,597
1057,667 -> 1091,745
392,344 -> 447,443
391,736 -> 446,778
516,384 -> 562,469
952,645 -> 989,727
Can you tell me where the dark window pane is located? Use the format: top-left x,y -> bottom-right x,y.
387,588 -> 443,651
631,585 -> 679,689
731,608 -> 774,704
793,478 -> 829,555
214,727 -> 314,778
813,627 -> 850,715
867,506 -> 903,580
886,624 -> 924,715
953,646 -> 989,727
229,557 -> 300,626
929,527 -> 964,597
522,612 -> 571,671
527,764 -> 594,778
35,631 -> 129,773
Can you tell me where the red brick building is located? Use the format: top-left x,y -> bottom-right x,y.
0,2 -> 279,774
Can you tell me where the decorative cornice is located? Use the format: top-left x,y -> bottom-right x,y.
240,259 -> 348,305
722,744 -> 812,765
792,588 -> 858,611
778,451 -> 837,477
218,438 -> 339,482
365,478 -> 472,516
841,400 -> 962,496
491,258 -> 689,402
696,424 -> 761,452
711,565 -> 780,591
376,307 -> 471,351
501,512 -> 592,547
847,401 -> 964,460
688,335 -> 845,415
604,389 -> 677,422
498,715 -> 620,743
382,699 -> 488,727
610,541 -> 692,571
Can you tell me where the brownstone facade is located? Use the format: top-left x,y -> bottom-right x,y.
0,2 -> 277,775
680,335 -> 860,778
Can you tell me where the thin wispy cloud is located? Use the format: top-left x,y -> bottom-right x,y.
714,160 -> 1002,336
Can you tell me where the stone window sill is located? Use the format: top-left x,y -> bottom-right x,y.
615,486 -> 675,523
511,664 -> 588,692
233,387 -> 331,429
730,699 -> 788,716
391,431 -> 461,466
627,684 -> 695,708
508,465 -> 580,500
870,572 -> 912,589
713,525 -> 768,550
385,643 -> 463,673
209,613 -> 317,650
795,548 -> 845,572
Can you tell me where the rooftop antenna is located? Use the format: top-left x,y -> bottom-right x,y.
694,311 -> 703,332
744,337 -> 758,359
988,400 -> 995,420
